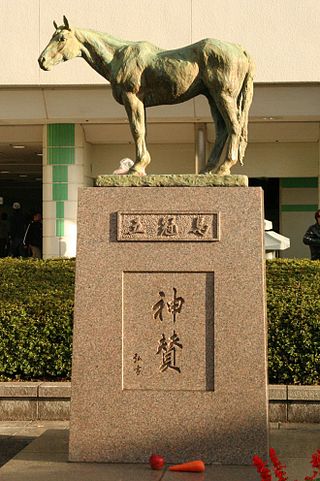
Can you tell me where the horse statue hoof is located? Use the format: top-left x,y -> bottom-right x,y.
128,168 -> 147,177
200,167 -> 216,175
130,171 -> 147,177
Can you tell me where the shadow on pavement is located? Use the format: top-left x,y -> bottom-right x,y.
0,435 -> 36,467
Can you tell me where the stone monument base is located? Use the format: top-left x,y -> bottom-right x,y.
69,177 -> 268,464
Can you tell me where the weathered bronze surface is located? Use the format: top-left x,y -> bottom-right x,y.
39,16 -> 254,176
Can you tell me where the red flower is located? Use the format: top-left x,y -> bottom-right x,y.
305,449 -> 320,481
253,448 -> 320,481
253,455 -> 272,481
311,450 -> 320,469
269,447 -> 288,481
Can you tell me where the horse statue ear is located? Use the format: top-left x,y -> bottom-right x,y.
53,20 -> 58,30
63,15 -> 71,30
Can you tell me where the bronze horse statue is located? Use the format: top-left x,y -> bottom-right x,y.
39,16 -> 254,176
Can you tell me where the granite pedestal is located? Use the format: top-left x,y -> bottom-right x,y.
69,177 -> 268,464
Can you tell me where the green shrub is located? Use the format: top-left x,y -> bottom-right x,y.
0,258 -> 75,380
267,258 -> 320,385
0,257 -> 319,384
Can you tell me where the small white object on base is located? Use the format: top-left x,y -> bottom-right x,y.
113,158 -> 134,175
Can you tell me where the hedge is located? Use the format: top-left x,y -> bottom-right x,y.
267,259 -> 320,385
0,258 -> 75,381
0,257 -> 319,384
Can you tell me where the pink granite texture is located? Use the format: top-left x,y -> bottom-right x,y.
69,186 -> 268,465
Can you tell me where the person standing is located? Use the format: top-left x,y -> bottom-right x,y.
303,209 -> 320,260
9,202 -> 26,257
23,213 -> 42,259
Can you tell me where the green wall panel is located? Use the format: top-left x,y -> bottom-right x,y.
48,147 -> 75,165
56,201 -> 64,219
281,204 -> 318,212
48,124 -> 75,147
280,178 -> 318,188
53,183 -> 68,201
56,219 -> 64,237
53,165 -> 68,182
47,124 -> 75,238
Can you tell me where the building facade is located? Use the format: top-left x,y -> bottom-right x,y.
0,0 -> 319,258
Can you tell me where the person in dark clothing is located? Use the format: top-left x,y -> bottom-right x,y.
23,213 -> 42,259
303,209 -> 320,260
10,202 -> 26,257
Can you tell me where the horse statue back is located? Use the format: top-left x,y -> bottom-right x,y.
39,16 -> 254,176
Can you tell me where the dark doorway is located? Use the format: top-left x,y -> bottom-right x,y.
0,180 -> 42,222
249,178 -> 280,232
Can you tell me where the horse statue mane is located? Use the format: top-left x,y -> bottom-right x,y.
39,16 -> 254,176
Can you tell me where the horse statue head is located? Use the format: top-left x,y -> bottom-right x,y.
38,16 -> 81,71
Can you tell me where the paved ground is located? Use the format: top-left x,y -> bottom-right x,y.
0,421 -> 319,480
0,421 -> 69,468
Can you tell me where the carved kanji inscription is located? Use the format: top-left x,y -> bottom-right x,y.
117,212 -> 219,241
122,272 -> 214,391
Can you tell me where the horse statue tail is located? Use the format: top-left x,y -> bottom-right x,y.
237,54 -> 255,166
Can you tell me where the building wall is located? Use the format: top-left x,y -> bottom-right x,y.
280,178 -> 318,259
0,2 -> 319,258
0,0 -> 319,86
232,142 -> 319,178
90,137 -> 319,179
91,144 -> 196,177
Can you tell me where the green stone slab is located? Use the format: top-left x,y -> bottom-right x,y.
95,174 -> 248,187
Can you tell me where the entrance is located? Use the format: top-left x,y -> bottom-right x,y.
0,126 -> 43,257
0,126 -> 42,219
0,180 -> 42,219
249,178 -> 280,232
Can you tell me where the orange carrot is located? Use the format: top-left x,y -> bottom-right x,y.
169,460 -> 205,472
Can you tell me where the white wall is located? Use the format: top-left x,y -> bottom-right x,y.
232,143 -> 319,178
91,144 -> 196,176
0,0 -> 319,85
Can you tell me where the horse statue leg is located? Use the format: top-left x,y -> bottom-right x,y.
209,89 -> 241,175
201,98 -> 228,174
122,92 -> 151,176
204,68 -> 253,176
238,71 -> 254,167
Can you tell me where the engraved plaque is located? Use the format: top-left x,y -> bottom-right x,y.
117,212 -> 219,241
122,272 -> 214,391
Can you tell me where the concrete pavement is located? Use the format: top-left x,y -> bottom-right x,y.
0,421 -> 319,480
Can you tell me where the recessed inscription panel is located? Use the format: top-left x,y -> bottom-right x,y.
117,212 -> 219,241
122,272 -> 214,391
